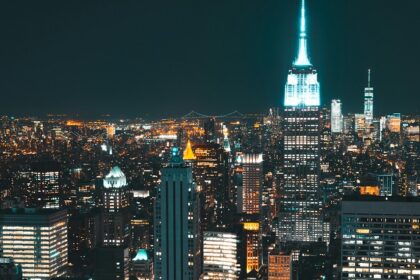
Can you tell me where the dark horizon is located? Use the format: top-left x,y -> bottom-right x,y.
1,0 -> 420,118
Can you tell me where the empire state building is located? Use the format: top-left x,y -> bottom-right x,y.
278,0 -> 326,243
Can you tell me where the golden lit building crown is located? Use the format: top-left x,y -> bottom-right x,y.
183,140 -> 196,160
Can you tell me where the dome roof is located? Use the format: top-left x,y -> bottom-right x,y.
132,249 -> 148,261
103,166 -> 127,188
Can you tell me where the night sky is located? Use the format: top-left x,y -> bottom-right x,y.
0,0 -> 419,119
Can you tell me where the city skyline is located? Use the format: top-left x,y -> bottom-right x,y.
0,0 -> 420,118
0,1 -> 419,279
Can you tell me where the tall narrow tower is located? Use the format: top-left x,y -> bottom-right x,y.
279,0 -> 324,242
364,69 -> 374,127
154,148 -> 201,280
331,99 -> 343,133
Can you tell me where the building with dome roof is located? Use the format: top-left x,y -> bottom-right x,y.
102,166 -> 130,247
94,166 -> 131,279
104,166 -> 128,189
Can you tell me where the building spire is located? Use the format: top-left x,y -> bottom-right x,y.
294,0 -> 312,67
368,69 -> 371,87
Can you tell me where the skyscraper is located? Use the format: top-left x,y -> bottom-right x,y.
363,69 -> 374,128
154,148 -> 201,280
102,166 -> 130,247
268,246 -> 292,280
0,208 -> 68,280
193,143 -> 229,230
202,231 -> 240,279
94,166 -> 131,280
27,161 -> 62,209
242,222 -> 261,274
331,99 -> 343,133
341,196 -> 420,279
279,0 -> 324,242
237,154 -> 263,215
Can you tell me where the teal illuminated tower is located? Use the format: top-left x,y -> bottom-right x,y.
278,0 -> 325,243
154,148 -> 201,280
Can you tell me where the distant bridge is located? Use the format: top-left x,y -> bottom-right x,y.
181,110 -> 246,120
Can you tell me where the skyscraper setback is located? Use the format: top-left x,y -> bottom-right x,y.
278,0 -> 324,242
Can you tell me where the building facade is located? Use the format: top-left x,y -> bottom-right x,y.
237,154 -> 263,215
363,69 -> 374,128
193,143 -> 229,230
268,247 -> 292,280
331,99 -> 343,133
0,208 -> 68,280
341,197 -> 420,279
102,166 -> 130,247
154,148 -> 201,280
202,231 -> 240,279
278,0 -> 324,242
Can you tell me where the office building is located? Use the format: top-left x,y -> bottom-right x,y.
131,249 -> 153,280
363,69 -> 374,128
237,154 -> 263,215
386,113 -> 401,133
331,99 -> 343,133
341,196 -> 420,279
94,166 -> 131,280
204,118 -> 217,143
154,148 -> 201,280
376,173 -> 394,196
354,114 -> 366,138
242,222 -> 260,274
202,231 -> 240,279
279,0 -> 324,242
268,246 -> 292,280
27,161 -> 62,209
102,166 -> 130,247
193,143 -> 229,230
0,208 -> 68,280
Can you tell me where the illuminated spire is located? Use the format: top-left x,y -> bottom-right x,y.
222,125 -> 231,153
368,69 -> 371,87
183,140 -> 196,160
294,0 -> 312,67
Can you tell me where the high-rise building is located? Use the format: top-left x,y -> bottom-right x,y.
331,99 -> 343,133
201,231 -> 240,279
154,148 -> 201,280
204,118 -> 217,143
376,173 -> 395,196
193,143 -> 229,230
341,196 -> 420,279
242,222 -> 260,275
131,249 -> 153,280
94,166 -> 131,280
268,246 -> 292,280
0,208 -> 68,280
364,69 -> 374,128
27,161 -> 62,209
102,166 -> 130,247
222,125 -> 232,153
386,113 -> 401,133
279,0 -> 324,242
237,154 -> 263,215
354,113 -> 366,138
